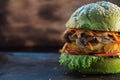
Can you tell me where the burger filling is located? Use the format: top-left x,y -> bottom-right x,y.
61,28 -> 120,56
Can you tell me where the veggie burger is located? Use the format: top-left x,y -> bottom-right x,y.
59,1 -> 120,74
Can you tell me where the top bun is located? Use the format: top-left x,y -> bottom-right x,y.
66,1 -> 120,32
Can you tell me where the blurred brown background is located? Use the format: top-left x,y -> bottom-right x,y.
0,0 -> 120,52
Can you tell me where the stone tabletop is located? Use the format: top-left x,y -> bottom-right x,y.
0,52 -> 120,80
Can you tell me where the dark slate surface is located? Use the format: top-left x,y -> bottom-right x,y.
0,52 -> 120,80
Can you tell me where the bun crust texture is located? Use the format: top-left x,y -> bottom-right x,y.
66,1 -> 120,32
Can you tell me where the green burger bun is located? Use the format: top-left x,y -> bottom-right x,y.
59,1 -> 120,74
66,1 -> 120,31
60,52 -> 120,74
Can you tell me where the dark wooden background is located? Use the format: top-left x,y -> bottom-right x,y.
0,0 -> 120,52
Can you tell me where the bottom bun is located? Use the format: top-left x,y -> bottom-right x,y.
59,52 -> 120,74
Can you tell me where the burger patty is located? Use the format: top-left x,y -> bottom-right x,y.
67,42 -> 120,55
62,28 -> 120,55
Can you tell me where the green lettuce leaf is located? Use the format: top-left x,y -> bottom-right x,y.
59,52 -> 120,70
